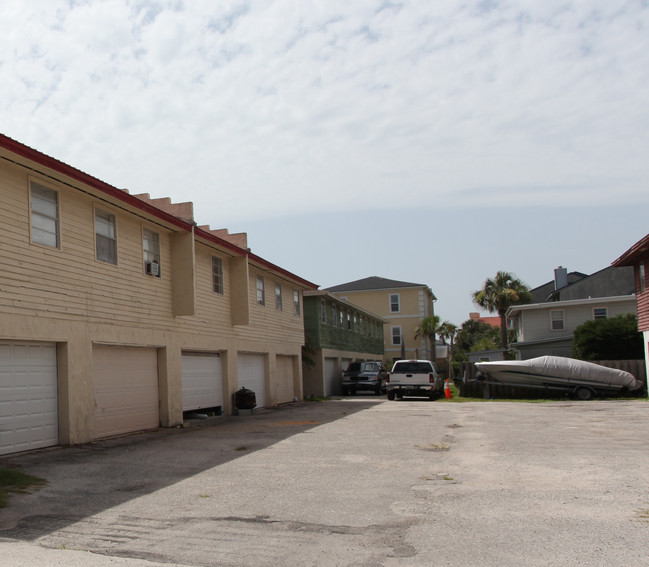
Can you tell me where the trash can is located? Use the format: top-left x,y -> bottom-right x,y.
234,387 -> 257,410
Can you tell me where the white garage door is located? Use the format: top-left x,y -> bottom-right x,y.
0,342 -> 58,455
182,353 -> 223,411
92,346 -> 159,439
274,355 -> 294,405
324,358 -> 338,396
237,353 -> 266,408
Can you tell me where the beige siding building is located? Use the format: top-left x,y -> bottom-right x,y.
0,134 -> 316,455
327,277 -> 436,364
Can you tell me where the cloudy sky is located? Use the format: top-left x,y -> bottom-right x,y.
2,1 -> 648,325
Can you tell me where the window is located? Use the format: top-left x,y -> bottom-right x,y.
391,326 -> 402,345
640,262 -> 646,293
550,310 -> 564,331
389,293 -> 400,313
30,182 -> 59,248
212,257 -> 224,294
143,228 -> 160,276
332,305 -> 336,325
95,209 -> 117,264
275,282 -> 283,310
347,313 -> 351,331
256,276 -> 265,305
593,307 -> 607,320
339,309 -> 344,326
321,301 -> 326,323
293,290 -> 300,316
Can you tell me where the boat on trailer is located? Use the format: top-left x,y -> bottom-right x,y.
474,356 -> 643,400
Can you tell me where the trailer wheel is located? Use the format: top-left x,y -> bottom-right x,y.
574,386 -> 595,401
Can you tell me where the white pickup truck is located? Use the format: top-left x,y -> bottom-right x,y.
386,359 -> 443,400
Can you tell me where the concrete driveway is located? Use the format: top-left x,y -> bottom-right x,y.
1,398 -> 649,566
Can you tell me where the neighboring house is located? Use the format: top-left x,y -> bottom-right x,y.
326,277 -> 437,363
0,134 -> 317,455
507,266 -> 636,359
302,291 -> 386,397
612,233 -> 649,390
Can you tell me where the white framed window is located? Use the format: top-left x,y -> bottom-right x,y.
389,293 -> 401,313
332,305 -> 336,325
593,307 -> 608,320
293,290 -> 301,316
321,301 -> 326,323
212,256 -> 224,294
640,262 -> 646,293
550,310 -> 565,331
143,228 -> 160,277
275,282 -> 283,310
391,326 -> 402,345
30,181 -> 59,248
347,313 -> 351,331
95,208 -> 117,264
256,276 -> 265,305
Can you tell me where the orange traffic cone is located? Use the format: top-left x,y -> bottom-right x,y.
444,379 -> 452,399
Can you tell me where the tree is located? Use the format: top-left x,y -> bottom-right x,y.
572,314 -> 643,360
437,321 -> 458,378
414,315 -> 440,363
472,271 -> 532,350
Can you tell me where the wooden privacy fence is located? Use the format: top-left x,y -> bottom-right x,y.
456,359 -> 647,400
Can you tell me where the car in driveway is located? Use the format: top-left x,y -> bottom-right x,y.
341,361 -> 387,395
386,359 -> 443,400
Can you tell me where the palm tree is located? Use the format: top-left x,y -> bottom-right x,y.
414,315 -> 440,363
472,271 -> 532,351
437,321 -> 458,378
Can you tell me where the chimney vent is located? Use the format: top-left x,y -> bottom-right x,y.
554,266 -> 568,290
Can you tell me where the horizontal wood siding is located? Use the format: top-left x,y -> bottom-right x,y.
244,268 -> 304,345
0,166 -> 176,328
637,291 -> 649,332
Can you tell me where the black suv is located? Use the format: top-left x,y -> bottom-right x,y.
341,361 -> 387,395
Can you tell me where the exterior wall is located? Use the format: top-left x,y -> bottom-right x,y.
516,299 -> 637,343
302,294 -> 385,397
331,287 -> 434,362
0,146 -> 310,447
302,347 -> 383,398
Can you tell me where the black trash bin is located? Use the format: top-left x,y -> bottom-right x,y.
234,387 -> 257,411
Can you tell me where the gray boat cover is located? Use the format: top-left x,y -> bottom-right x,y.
475,356 -> 642,390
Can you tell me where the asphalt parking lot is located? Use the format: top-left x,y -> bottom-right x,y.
1,397 -> 649,566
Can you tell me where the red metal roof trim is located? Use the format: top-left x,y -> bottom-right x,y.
0,133 -> 317,289
612,233 -> 649,267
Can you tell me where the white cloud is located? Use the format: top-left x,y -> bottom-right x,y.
0,0 -> 647,225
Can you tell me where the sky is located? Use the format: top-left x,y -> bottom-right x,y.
1,1 -> 648,326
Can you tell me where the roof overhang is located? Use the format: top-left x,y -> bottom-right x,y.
612,233 -> 649,267
0,133 -> 318,290
507,295 -> 636,317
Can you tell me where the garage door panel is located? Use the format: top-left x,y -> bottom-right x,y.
275,356 -> 294,405
237,354 -> 266,408
92,346 -> 159,439
0,342 -> 58,455
324,358 -> 338,396
182,354 -> 223,411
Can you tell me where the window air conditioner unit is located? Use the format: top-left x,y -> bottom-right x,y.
146,262 -> 160,276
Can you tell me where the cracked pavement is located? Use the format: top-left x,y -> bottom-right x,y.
1,398 -> 649,566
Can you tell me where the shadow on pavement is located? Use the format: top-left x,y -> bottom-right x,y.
0,399 -> 381,541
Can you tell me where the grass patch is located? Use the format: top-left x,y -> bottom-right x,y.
235,446 -> 248,451
416,442 -> 450,451
304,396 -> 330,402
0,468 -> 47,508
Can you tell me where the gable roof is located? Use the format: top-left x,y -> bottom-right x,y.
0,133 -> 317,289
529,271 -> 589,303
612,233 -> 649,267
327,276 -> 434,297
